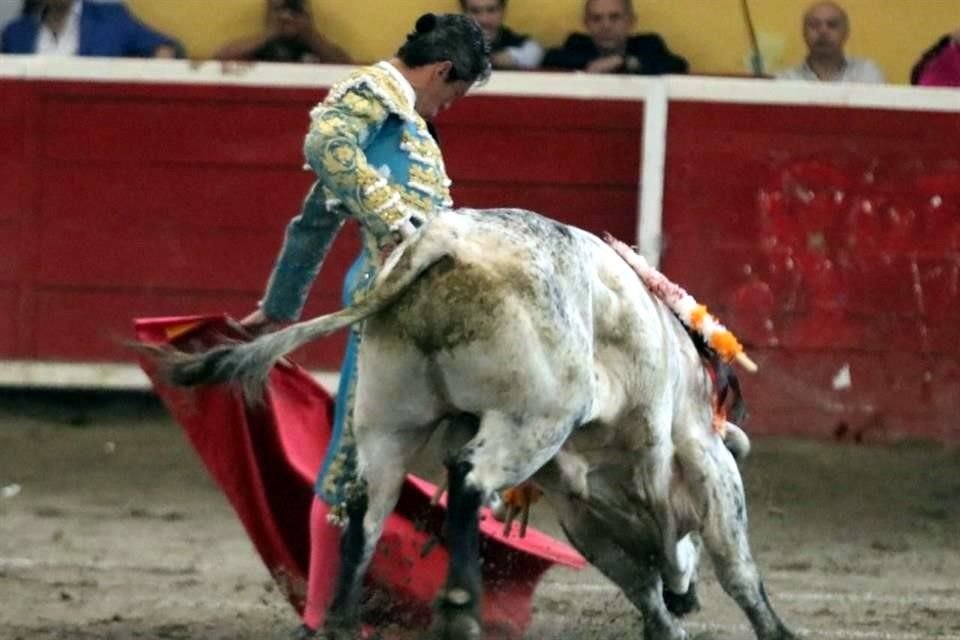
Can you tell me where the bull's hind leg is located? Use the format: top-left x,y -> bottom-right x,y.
434,452 -> 485,640
321,479 -> 373,638
319,332 -> 442,637
435,410 -> 579,639
322,426 -> 432,638
695,443 -> 799,640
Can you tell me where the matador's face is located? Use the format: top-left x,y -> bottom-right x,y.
416,66 -> 472,120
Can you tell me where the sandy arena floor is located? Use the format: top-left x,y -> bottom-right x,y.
1,390 -> 958,640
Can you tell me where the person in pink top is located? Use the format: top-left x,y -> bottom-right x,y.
911,30 -> 960,87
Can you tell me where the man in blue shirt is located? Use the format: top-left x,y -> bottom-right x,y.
2,0 -> 180,58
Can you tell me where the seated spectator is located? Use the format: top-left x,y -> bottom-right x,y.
1,0 -> 180,58
18,0 -> 44,17
460,0 -> 543,70
911,30 -> 960,87
214,0 -> 350,64
777,1 -> 884,83
542,0 -> 687,75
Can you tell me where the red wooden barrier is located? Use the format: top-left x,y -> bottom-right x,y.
662,99 -> 960,441
3,60 -> 958,441
0,68 -> 643,371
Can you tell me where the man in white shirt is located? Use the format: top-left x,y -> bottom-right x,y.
35,0 -> 81,55
777,1 -> 885,83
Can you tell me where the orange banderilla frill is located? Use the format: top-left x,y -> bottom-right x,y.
604,233 -> 758,373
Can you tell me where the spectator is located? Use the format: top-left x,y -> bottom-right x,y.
777,1 -> 884,83
214,0 -> 350,64
459,0 -> 543,70
1,0 -> 180,58
19,0 -> 44,17
542,0 -> 687,75
911,30 -> 960,87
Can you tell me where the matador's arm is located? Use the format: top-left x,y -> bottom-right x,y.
260,85 -> 411,321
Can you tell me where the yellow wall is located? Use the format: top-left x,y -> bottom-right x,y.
126,1 -> 958,84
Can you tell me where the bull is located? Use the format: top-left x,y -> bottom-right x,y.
146,207 -> 797,640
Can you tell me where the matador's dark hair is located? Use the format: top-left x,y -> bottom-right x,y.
397,13 -> 491,85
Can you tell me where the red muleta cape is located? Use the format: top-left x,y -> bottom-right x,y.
134,314 -> 585,637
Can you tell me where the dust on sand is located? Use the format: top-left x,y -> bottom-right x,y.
1,390 -> 958,639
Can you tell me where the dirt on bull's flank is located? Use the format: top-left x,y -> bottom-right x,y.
1,390 -> 958,639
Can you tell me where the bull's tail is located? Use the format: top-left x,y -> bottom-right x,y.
139,228 -> 452,403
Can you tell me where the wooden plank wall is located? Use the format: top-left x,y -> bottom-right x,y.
0,78 -> 643,368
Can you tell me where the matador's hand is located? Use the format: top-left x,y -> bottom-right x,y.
238,309 -> 283,337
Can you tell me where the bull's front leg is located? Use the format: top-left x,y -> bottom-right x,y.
434,456 -> 485,640
553,492 -> 690,640
696,443 -> 800,640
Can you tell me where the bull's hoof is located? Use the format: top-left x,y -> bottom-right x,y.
644,620 -> 688,640
316,630 -> 360,640
433,611 -> 482,640
291,624 -> 317,639
663,582 -> 701,617
433,588 -> 482,640
317,619 -> 361,640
